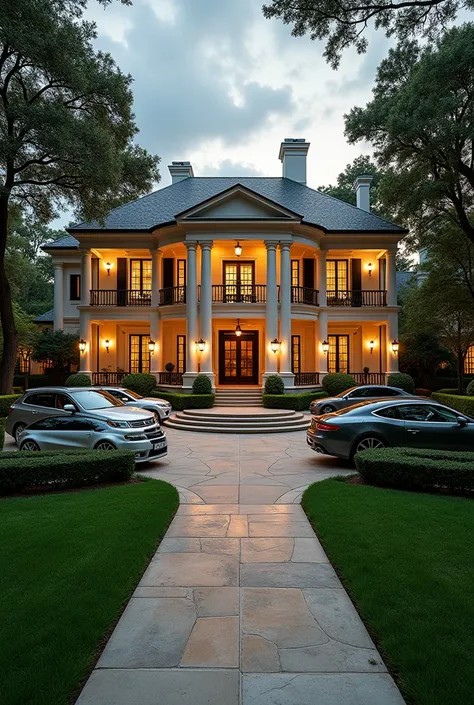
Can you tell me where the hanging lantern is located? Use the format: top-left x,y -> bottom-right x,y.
234,241 -> 242,257
235,319 -> 242,336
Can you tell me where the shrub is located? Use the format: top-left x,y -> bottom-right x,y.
322,373 -> 356,396
467,380 -> 474,396
0,449 -> 135,494
122,373 -> 156,396
263,391 -> 327,411
192,374 -> 212,394
65,372 -> 91,387
165,362 -> 175,372
432,392 -> 474,418
355,447 -> 474,494
151,391 -> 215,410
387,372 -> 416,394
264,374 -> 284,395
0,419 -> 4,451
0,395 -> 21,417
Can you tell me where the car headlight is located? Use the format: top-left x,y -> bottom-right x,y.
107,419 -> 131,428
124,433 -> 147,440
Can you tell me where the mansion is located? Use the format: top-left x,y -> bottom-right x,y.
38,139 -> 406,391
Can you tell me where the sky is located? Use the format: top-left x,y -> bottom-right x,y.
56,0 -> 396,226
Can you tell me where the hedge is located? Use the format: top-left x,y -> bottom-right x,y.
0,395 -> 21,417
263,391 -> 327,411
122,373 -> 156,396
432,392 -> 474,418
0,419 -> 5,451
355,447 -> 474,494
0,449 -> 135,494
151,391 -> 215,410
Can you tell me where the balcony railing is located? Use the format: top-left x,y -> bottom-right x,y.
159,286 -> 186,306
294,372 -> 320,386
326,290 -> 387,307
291,287 -> 319,306
207,284 -> 268,304
91,371 -> 127,385
351,372 -> 386,385
156,372 -> 184,386
90,290 -> 152,306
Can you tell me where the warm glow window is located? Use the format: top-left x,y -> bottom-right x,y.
465,346 -> 474,374
291,335 -> 301,374
177,335 -> 186,374
328,335 -> 349,374
291,260 -> 300,288
129,335 -> 150,374
130,260 -> 152,291
326,260 -> 348,293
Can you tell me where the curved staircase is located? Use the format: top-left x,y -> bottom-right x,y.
164,408 -> 310,433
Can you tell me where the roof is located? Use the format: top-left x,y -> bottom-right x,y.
42,235 -> 79,250
68,177 -> 406,235
33,309 -> 54,323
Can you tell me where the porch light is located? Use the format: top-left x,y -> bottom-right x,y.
79,338 -> 87,354
104,339 -> 110,354
367,262 -> 373,277
391,339 -> 399,354
270,338 -> 281,354
235,319 -> 242,337
196,338 -> 206,352
234,241 -> 242,257
148,339 -> 156,355
322,340 -> 329,355
105,261 -> 112,276
369,340 -> 375,354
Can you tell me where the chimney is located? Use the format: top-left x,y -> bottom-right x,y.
168,161 -> 194,184
278,138 -> 310,184
353,174 -> 374,212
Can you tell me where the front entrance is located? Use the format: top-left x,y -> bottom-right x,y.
328,334 -> 349,374
218,330 -> 259,385
129,334 -> 150,374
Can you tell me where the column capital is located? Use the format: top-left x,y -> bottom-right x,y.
53,262 -> 64,269
185,241 -> 198,251
279,241 -> 292,250
386,247 -> 397,256
149,247 -> 163,255
199,240 -> 213,250
265,240 -> 279,250
316,250 -> 327,258
79,248 -> 92,256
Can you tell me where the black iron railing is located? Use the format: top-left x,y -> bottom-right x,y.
156,372 -> 184,386
294,372 -> 320,386
91,371 -> 127,385
291,287 -> 319,306
351,372 -> 386,385
326,290 -> 387,307
159,286 -> 186,306
207,284 -> 268,303
90,290 -> 152,306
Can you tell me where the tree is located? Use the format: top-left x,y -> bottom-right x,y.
32,329 -> 79,384
344,25 -> 474,251
399,331 -> 453,388
262,0 -> 472,68
0,0 -> 160,393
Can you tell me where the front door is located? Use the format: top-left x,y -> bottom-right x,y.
328,334 -> 349,374
223,261 -> 255,302
129,334 -> 150,374
218,330 -> 259,385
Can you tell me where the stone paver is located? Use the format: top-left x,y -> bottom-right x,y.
67,424 -> 404,705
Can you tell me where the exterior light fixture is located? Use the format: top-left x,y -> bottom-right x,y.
322,340 -> 329,355
367,262 -> 373,277
79,338 -> 87,354
369,340 -> 375,354
196,338 -> 206,352
235,241 -> 242,257
105,261 -> 112,276
235,319 -> 242,337
391,339 -> 399,354
270,338 -> 281,354
104,339 -> 110,354
148,339 -> 156,355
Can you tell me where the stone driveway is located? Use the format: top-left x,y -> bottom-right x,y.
74,425 -> 405,705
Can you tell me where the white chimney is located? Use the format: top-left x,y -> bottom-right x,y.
168,161 -> 194,184
278,138 -> 310,184
353,174 -> 374,212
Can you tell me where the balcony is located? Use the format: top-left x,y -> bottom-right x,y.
291,287 -> 319,306
90,290 -> 151,307
159,286 -> 186,306
208,284 -> 268,304
327,290 -> 387,307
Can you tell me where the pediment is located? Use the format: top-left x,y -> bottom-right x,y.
176,185 -> 301,222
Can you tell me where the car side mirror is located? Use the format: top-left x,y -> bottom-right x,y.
121,397 -> 129,403
457,416 -> 467,428
63,404 -> 76,413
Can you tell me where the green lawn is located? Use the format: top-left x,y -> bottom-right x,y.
0,479 -> 178,705
302,479 -> 474,705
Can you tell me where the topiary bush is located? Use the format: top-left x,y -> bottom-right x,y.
122,373 -> 156,396
432,392 -> 474,418
65,373 -> 91,387
467,380 -> 474,396
192,374 -> 213,394
322,373 -> 356,396
264,374 -> 284,395
263,391 -> 327,411
387,372 -> 416,394
151,391 -> 215,410
0,395 -> 22,417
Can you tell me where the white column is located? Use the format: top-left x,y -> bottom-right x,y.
386,313 -> 399,376
79,310 -> 92,374
318,311 -> 328,375
279,241 -> 294,387
386,250 -> 397,307
151,249 -> 162,308
199,241 -> 214,383
264,241 -> 279,378
81,250 -> 92,306
53,263 -> 64,331
150,315 -> 161,377
183,242 -> 198,387
317,251 -> 327,307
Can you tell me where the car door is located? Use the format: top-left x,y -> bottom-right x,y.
343,387 -> 372,408
39,417 -> 95,449
372,404 -> 407,446
399,403 -> 471,450
22,392 -> 57,425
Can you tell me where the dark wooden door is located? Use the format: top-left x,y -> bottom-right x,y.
218,330 -> 259,385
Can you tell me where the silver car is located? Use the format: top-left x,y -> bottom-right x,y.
310,385 -> 413,415
97,387 -> 172,421
17,414 -> 167,462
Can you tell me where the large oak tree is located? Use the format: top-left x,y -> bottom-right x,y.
0,0 -> 160,393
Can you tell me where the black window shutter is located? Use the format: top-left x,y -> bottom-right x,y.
70,275 -> 81,301
117,258 -> 127,306
302,258 -> 314,289
351,259 -> 362,307
163,258 -> 175,289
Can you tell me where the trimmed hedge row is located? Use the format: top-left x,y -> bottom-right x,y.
0,418 -> 5,451
152,391 -> 215,410
0,394 -> 21,417
432,392 -> 474,418
355,447 -> 474,494
0,449 -> 135,494
263,391 -> 327,411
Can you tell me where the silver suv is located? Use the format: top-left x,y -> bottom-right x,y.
96,387 -> 172,421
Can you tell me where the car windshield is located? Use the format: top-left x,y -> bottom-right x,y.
71,390 -> 124,410
331,399 -> 392,415
334,387 -> 359,398
122,389 -> 142,399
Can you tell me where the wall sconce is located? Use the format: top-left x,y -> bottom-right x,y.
148,339 -> 156,355
196,338 -> 206,352
322,340 -> 329,355
369,340 -> 375,355
235,319 -> 242,337
234,241 -> 242,257
391,339 -> 399,354
105,261 -> 112,276
104,339 -> 110,354
79,338 -> 87,354
270,338 -> 281,354
367,262 -> 373,277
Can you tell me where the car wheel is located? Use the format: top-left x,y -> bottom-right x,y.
353,436 -> 387,456
20,440 -> 40,451
320,404 -> 335,414
14,423 -> 27,443
95,441 -> 117,451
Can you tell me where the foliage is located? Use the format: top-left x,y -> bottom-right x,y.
386,372 -> 416,394
65,372 -> 91,387
399,331 -> 453,389
13,373 -> 56,388
0,418 -> 4,450
263,391 -> 327,410
192,374 -> 213,395
32,329 -> 79,382
0,302 -> 39,360
322,372 -> 356,395
0,449 -> 135,494
467,380 -> 474,396
262,0 -> 467,68
164,362 -> 175,372
355,447 -> 474,493
0,394 -> 21,417
318,155 -> 387,214
151,391 -> 215,410
432,392 -> 474,418
122,373 -> 155,396
264,374 -> 285,394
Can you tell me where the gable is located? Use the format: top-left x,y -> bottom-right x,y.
177,186 -> 301,222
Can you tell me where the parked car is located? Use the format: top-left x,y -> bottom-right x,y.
310,385 -> 413,415
17,414 -> 167,462
96,387 -> 172,421
306,398 -> 474,461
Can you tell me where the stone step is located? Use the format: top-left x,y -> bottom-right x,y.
164,418 -> 310,433
181,409 -> 299,420
163,408 -> 310,433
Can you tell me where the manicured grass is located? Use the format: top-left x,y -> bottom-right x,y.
302,479 -> 474,705
0,479 -> 178,705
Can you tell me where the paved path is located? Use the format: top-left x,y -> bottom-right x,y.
70,425 -> 405,704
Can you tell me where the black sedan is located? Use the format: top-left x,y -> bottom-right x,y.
310,385 -> 412,415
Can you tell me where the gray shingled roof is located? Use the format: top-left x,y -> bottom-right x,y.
42,235 -> 79,250
68,177 -> 406,234
33,309 -> 54,323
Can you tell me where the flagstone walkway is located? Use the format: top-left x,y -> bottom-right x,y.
76,426 -> 405,705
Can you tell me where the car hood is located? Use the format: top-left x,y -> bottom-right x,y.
142,397 -> 170,405
86,406 -> 153,421
312,397 -> 338,405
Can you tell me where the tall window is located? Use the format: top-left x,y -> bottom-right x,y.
223,261 -> 254,302
69,274 -> 81,301
177,260 -> 186,288
129,335 -> 150,374
291,260 -> 300,288
465,346 -> 474,374
291,335 -> 301,374
328,335 -> 349,374
177,335 -> 186,374
326,260 -> 348,293
130,260 -> 152,291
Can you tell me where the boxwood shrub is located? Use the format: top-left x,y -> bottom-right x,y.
322,373 -> 356,396
152,391 -> 215,410
0,394 -> 21,417
122,373 -> 156,396
263,391 -> 327,411
387,372 -> 416,394
355,447 -> 474,494
192,374 -> 213,394
432,392 -> 474,418
467,380 -> 474,396
65,372 -> 91,387
264,374 -> 285,395
0,449 -> 135,494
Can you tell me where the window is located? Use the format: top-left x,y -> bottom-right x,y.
223,261 -> 255,302
55,393 -> 77,411
18,356 -> 30,374
177,260 -> 186,287
397,404 -> 459,422
129,334 -> 150,374
70,274 -> 81,301
326,260 -> 348,294
374,406 -> 402,419
291,260 -> 300,288
465,346 -> 474,374
130,260 -> 152,291
24,392 -> 56,408
328,335 -> 349,374
291,335 -> 300,374
70,390 -> 123,410
38,359 -> 52,374
177,335 -> 186,374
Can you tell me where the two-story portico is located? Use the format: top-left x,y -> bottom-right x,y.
42,139 -> 406,390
